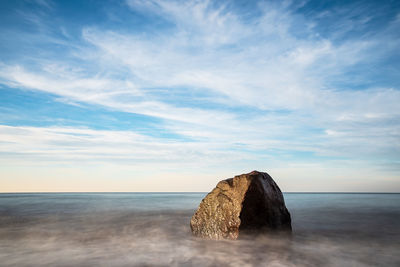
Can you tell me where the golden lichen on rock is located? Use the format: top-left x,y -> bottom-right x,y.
190,171 -> 291,240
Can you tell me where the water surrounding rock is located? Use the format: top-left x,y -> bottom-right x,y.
190,171 -> 291,240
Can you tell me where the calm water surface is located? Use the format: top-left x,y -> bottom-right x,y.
0,193 -> 399,266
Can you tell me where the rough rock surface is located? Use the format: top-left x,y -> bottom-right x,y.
190,171 -> 291,240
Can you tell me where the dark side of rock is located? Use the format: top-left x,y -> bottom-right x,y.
190,171 -> 291,240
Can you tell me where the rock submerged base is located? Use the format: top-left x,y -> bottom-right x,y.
190,171 -> 291,240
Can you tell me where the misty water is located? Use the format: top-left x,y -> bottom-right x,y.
0,193 -> 399,266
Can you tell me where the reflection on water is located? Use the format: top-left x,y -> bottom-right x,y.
0,193 -> 399,266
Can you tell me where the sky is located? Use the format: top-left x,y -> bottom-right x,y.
0,0 -> 399,192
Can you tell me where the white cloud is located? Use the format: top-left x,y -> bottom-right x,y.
1,124 -> 398,192
0,0 -> 399,191
0,125 -> 278,179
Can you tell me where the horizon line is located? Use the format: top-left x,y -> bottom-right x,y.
0,191 -> 399,194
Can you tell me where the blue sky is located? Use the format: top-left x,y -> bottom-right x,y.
0,0 -> 399,192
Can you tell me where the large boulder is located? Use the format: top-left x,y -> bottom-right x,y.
190,171 -> 291,240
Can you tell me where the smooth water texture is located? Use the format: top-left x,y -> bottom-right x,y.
0,193 -> 399,266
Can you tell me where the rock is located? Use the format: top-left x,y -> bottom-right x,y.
190,171 -> 291,240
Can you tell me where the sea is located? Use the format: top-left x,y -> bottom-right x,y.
0,193 -> 399,266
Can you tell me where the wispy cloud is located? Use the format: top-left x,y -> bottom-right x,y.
0,0 -> 399,191
0,124 -> 264,171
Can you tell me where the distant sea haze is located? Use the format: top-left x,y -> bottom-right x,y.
0,193 -> 399,266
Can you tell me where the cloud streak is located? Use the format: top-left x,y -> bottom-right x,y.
0,0 -> 399,191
